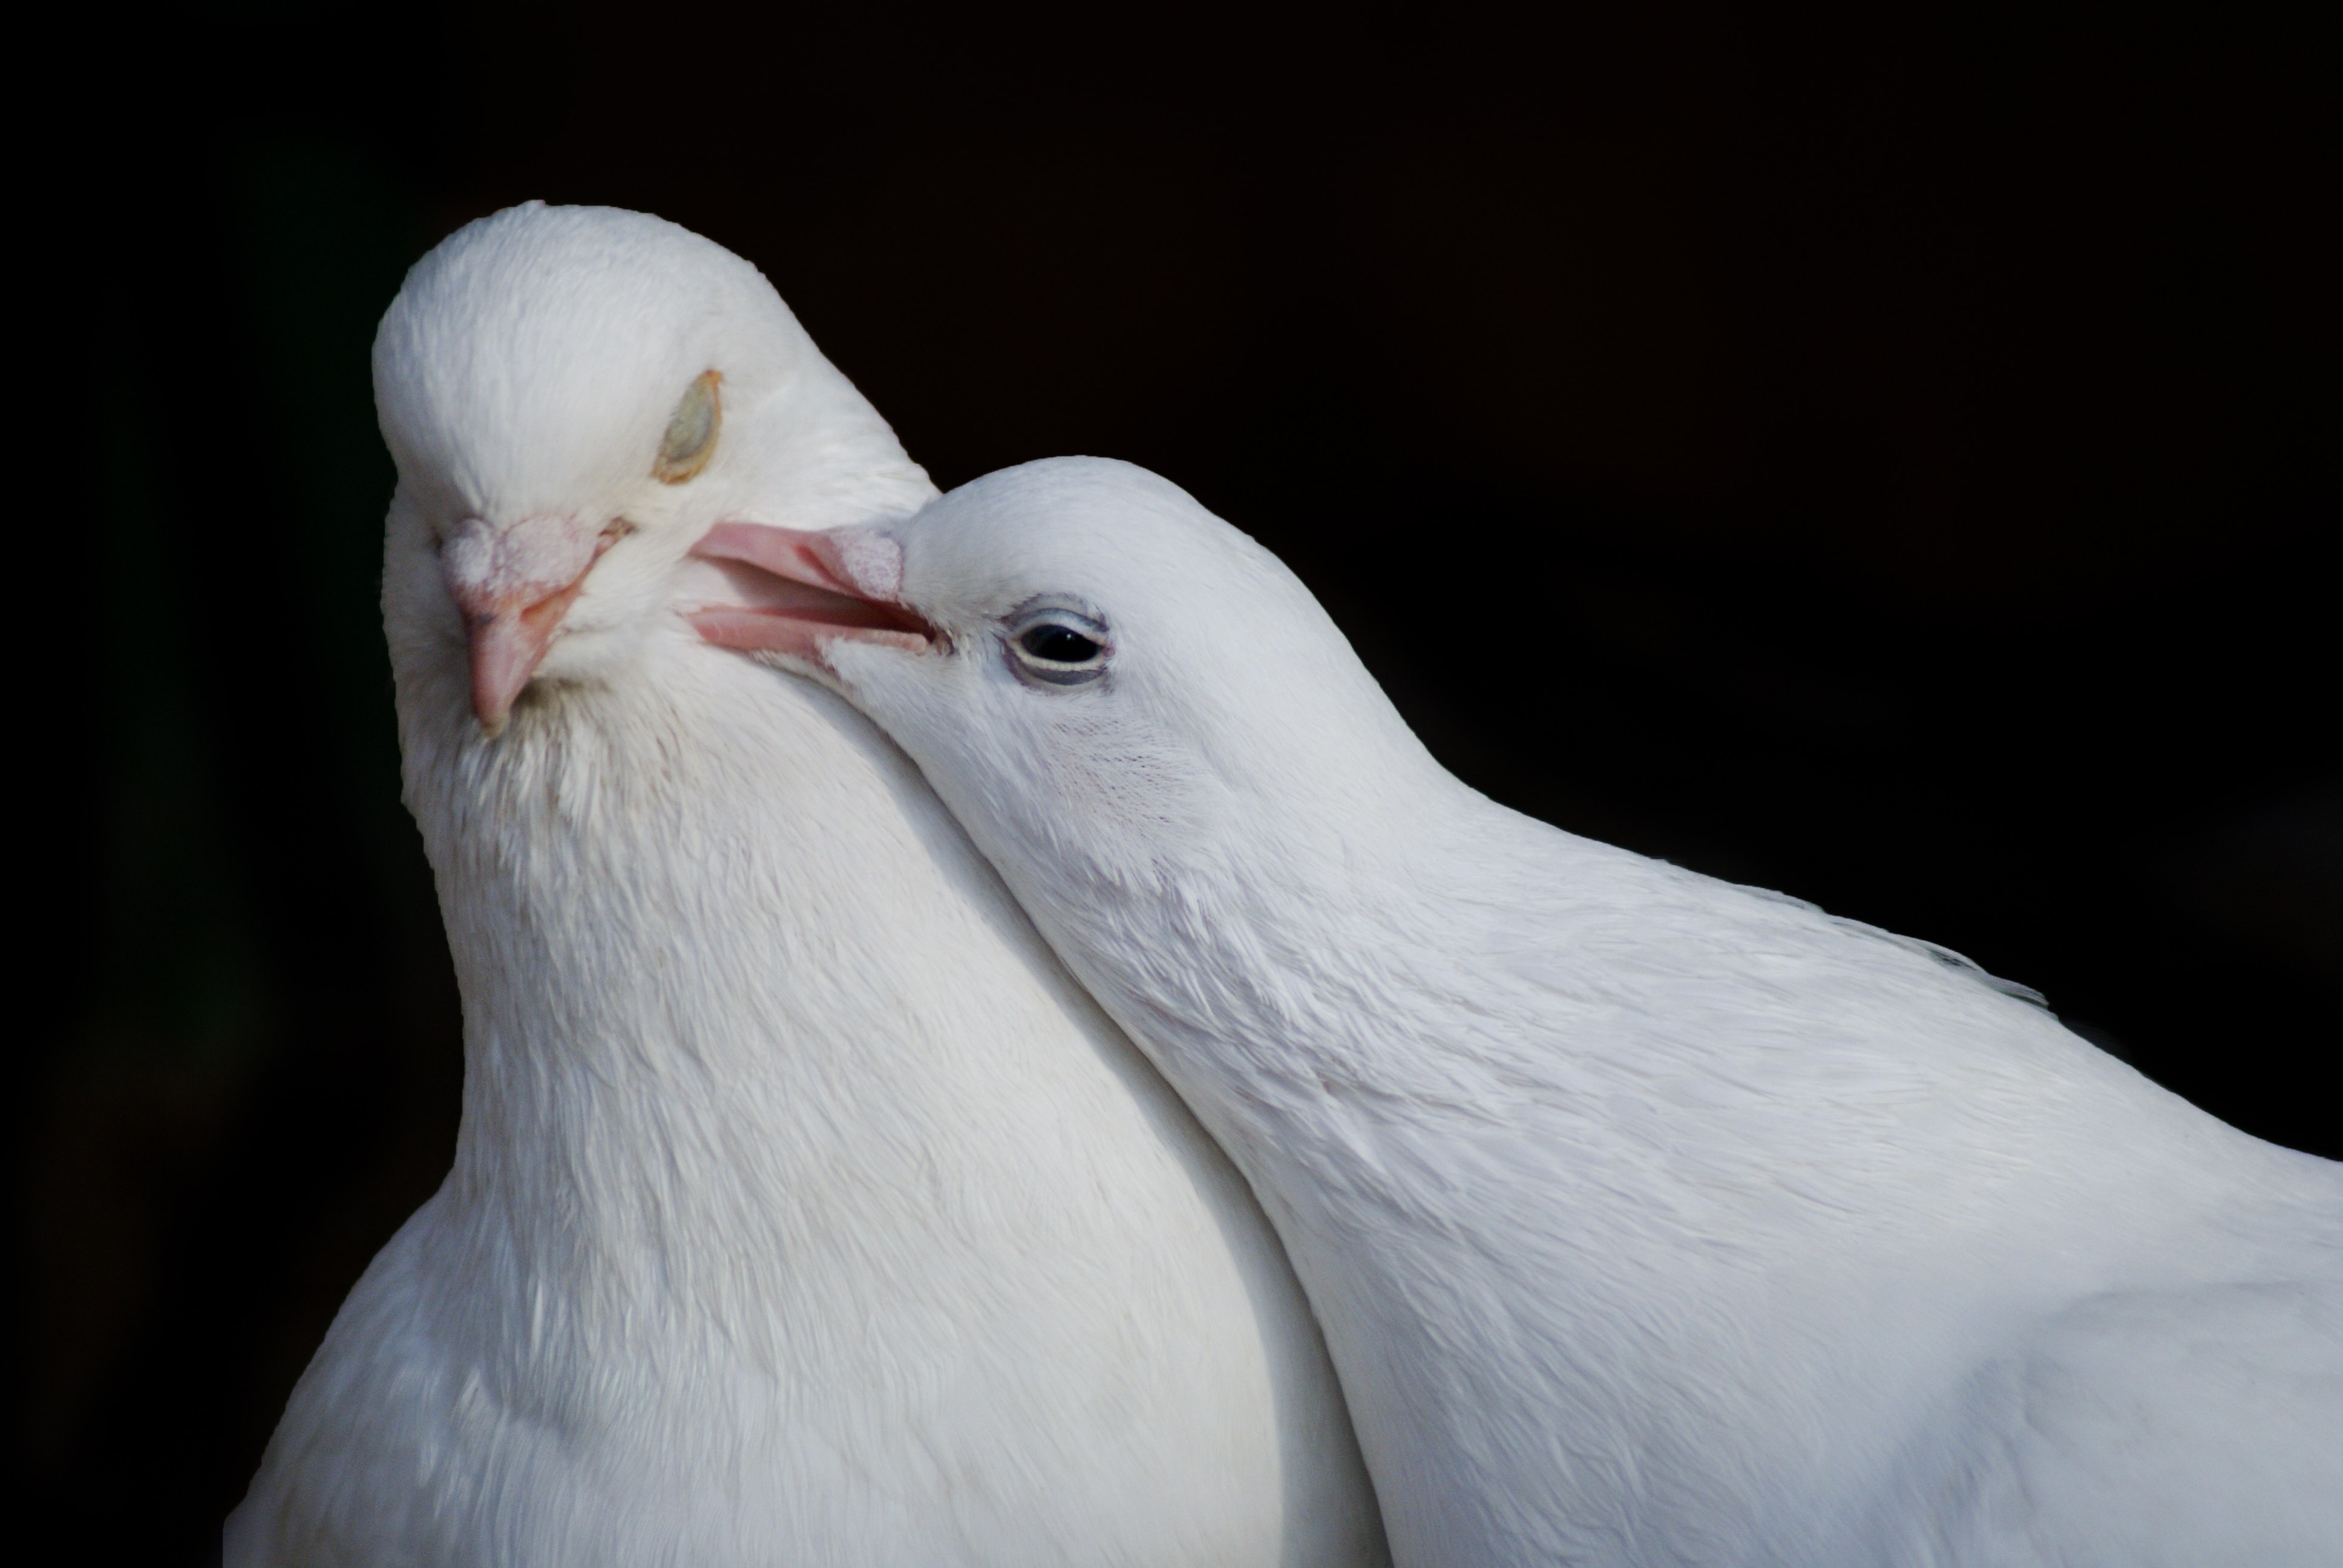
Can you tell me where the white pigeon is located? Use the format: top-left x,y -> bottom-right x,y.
225,212 -> 1385,1567
686,455 -> 2343,1568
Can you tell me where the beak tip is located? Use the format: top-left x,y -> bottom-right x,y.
465,606 -> 563,737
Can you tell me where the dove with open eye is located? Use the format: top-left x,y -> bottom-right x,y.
693,455 -> 2343,1568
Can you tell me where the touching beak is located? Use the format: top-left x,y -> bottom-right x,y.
442,514 -> 612,735
686,521 -> 934,673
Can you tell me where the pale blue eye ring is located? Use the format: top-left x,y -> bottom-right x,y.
1005,602 -> 1112,688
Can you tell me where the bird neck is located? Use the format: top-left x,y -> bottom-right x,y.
1026,777 -> 1476,1124
396,638 -> 1031,1338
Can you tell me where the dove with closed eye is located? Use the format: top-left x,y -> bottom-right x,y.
226,222 -> 1384,1568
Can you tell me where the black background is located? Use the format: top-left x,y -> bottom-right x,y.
22,7 -> 2337,1561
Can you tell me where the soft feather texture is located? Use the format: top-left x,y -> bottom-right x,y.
813,456 -> 2343,1567
226,211 -> 1384,1567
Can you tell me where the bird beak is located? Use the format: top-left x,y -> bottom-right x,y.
685,521 -> 934,673
442,514 -> 612,735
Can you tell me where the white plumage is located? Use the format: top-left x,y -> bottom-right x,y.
698,456 -> 2343,1567
226,213 -> 1384,1567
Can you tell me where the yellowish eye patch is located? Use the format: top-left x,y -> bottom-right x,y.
654,370 -> 722,483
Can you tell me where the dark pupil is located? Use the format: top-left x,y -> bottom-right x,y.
1021,625 -> 1099,663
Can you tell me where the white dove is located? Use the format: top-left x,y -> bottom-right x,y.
226,213 -> 1383,1567
687,455 -> 2343,1568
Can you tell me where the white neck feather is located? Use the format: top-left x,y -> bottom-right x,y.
399,633 -> 1067,1353
353,622 -> 1382,1567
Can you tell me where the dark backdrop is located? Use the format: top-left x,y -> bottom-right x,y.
24,7 -> 2336,1562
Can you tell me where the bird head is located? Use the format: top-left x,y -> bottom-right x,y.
375,201 -> 932,736
686,457 -> 1448,906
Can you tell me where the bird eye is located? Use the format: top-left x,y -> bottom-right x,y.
653,370 -> 722,484
1020,625 -> 1098,662
1006,604 -> 1111,687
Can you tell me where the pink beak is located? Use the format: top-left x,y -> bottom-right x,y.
442,515 -> 610,735
686,521 -> 934,671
